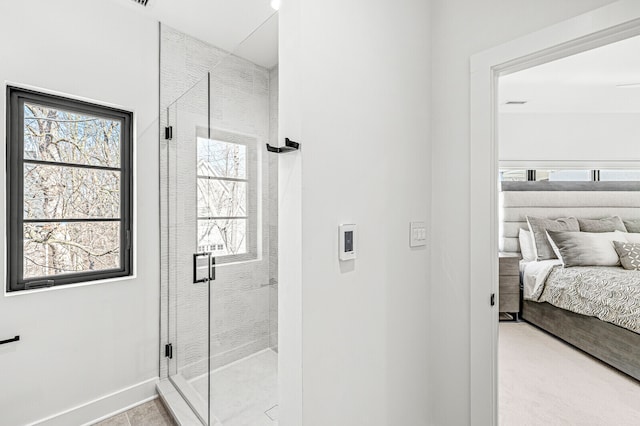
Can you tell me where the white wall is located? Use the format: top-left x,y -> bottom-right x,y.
0,1 -> 159,425
500,112 -> 640,162
430,0 -> 619,425
279,0 -> 431,424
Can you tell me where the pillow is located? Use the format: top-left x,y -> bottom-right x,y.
518,228 -> 536,262
578,216 -> 627,233
546,230 -> 627,267
624,219 -> 640,233
613,241 -> 640,271
616,230 -> 640,244
526,216 -> 580,261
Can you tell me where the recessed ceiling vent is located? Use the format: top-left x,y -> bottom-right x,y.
505,101 -> 528,105
131,0 -> 150,6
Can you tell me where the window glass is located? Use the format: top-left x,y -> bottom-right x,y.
197,138 -> 246,179
499,170 -> 526,181
600,170 -> 640,181
197,179 -> 247,218
24,103 -> 121,167
24,222 -> 120,278
196,137 -> 250,257
24,164 -> 120,219
197,218 -> 247,256
536,170 -> 591,181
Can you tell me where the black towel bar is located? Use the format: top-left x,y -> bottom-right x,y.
0,335 -> 20,345
266,138 -> 300,154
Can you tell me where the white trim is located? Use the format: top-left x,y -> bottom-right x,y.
3,80 -> 138,112
4,274 -> 138,297
278,0 -> 303,424
470,1 -> 640,425
26,377 -> 159,426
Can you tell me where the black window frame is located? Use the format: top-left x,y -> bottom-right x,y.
6,86 -> 133,292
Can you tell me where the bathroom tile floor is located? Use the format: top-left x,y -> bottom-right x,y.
96,349 -> 277,426
93,398 -> 176,426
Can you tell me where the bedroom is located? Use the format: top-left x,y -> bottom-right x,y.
496,34 -> 640,424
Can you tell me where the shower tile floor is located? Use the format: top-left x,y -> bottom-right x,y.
192,348 -> 278,425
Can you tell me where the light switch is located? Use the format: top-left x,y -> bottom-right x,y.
410,221 -> 426,247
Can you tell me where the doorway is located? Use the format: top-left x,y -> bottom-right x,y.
496,35 -> 640,423
469,2 -> 640,424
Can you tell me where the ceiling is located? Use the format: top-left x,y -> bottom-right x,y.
500,35 -> 640,113
114,0 -> 279,68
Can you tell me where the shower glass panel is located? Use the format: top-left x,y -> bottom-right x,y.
205,52 -> 279,426
165,75 -> 212,424
161,12 -> 279,425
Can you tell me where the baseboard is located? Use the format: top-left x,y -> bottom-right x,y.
27,377 -> 159,426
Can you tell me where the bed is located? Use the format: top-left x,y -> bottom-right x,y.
500,181 -> 640,381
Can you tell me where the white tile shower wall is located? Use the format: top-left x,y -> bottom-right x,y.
160,25 -> 278,381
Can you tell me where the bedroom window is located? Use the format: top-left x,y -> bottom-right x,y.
6,87 -> 133,292
600,170 -> 640,181
535,170 -> 591,181
196,135 -> 256,262
499,170 -> 527,181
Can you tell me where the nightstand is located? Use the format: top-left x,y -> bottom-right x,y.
499,252 -> 520,319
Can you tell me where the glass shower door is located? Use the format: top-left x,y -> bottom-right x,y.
161,14 -> 280,425
165,75 -> 213,425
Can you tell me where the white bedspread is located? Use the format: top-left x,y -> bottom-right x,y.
522,261 -> 640,333
522,260 -> 562,300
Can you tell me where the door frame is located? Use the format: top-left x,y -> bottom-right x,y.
469,1 -> 640,424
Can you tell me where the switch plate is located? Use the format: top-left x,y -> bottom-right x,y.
339,224 -> 356,260
410,221 -> 426,247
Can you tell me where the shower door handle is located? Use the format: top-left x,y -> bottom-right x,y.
193,252 -> 216,283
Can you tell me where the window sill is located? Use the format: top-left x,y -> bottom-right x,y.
215,256 -> 262,268
4,274 -> 137,297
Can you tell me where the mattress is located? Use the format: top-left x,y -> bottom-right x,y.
522,260 -> 640,334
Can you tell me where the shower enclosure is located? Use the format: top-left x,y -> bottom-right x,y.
159,17 -> 279,425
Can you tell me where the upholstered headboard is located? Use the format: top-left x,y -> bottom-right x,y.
499,181 -> 640,253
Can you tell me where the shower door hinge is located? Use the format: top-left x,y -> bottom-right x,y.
165,126 -> 173,140
165,343 -> 173,359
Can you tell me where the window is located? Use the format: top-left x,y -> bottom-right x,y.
6,87 -> 133,292
500,168 -> 640,183
500,169 -> 594,182
600,170 -> 640,181
499,170 -> 526,181
535,169 -> 591,181
196,133 -> 257,262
